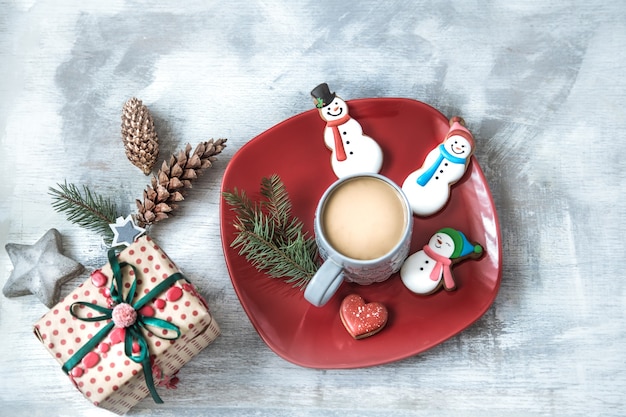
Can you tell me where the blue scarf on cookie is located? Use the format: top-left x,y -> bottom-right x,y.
416,144 -> 467,186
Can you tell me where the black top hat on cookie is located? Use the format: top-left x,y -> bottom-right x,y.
311,83 -> 336,109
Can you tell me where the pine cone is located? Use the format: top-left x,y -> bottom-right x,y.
121,97 -> 159,175
135,138 -> 227,227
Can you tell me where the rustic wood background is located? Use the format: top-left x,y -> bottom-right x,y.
1,1 -> 624,416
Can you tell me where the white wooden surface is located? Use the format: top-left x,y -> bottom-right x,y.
1,1 -> 625,416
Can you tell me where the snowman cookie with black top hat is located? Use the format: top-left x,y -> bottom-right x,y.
311,83 -> 384,179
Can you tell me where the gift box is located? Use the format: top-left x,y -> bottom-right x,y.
33,235 -> 220,415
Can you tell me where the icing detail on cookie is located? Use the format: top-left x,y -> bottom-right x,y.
311,83 -> 383,178
400,228 -> 483,295
402,117 -> 474,216
339,294 -> 388,339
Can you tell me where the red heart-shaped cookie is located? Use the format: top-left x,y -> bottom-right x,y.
339,294 -> 388,339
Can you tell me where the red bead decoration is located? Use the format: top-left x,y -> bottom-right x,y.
110,327 -> 126,345
166,287 -> 183,302
90,270 -> 108,287
82,351 -> 100,368
138,305 -> 155,317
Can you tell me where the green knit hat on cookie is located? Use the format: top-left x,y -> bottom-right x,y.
437,227 -> 483,259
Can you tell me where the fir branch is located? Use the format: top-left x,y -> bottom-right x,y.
260,175 -> 291,234
223,175 -> 319,288
222,186 -> 256,232
49,181 -> 122,241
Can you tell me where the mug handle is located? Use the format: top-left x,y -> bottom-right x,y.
304,259 -> 344,307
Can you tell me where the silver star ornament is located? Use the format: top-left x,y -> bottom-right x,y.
109,215 -> 146,247
3,228 -> 84,307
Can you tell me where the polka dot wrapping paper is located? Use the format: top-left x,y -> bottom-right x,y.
33,235 -> 220,415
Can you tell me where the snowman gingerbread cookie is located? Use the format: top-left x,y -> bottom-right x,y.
402,116 -> 474,217
311,83 -> 383,179
400,228 -> 483,295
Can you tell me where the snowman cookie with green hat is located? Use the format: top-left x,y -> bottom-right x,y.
400,228 -> 483,295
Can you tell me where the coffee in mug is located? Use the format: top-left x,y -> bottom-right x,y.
304,174 -> 413,307
321,176 -> 408,260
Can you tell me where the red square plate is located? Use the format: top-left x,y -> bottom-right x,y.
220,98 -> 501,368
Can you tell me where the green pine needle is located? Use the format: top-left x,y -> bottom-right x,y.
223,175 -> 319,288
260,175 -> 291,232
49,181 -> 122,242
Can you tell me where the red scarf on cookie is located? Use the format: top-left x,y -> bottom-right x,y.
326,114 -> 351,161
423,245 -> 456,290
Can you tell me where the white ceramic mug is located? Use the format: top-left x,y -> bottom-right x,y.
304,173 -> 413,306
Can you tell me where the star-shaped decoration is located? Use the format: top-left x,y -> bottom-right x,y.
3,228 -> 84,307
109,215 -> 146,247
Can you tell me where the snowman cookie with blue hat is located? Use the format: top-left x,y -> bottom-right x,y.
311,83 -> 384,179
400,227 -> 483,295
402,116 -> 475,217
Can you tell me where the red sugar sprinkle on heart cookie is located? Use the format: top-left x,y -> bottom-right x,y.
339,294 -> 388,339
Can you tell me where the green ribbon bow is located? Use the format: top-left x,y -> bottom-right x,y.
62,248 -> 185,404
